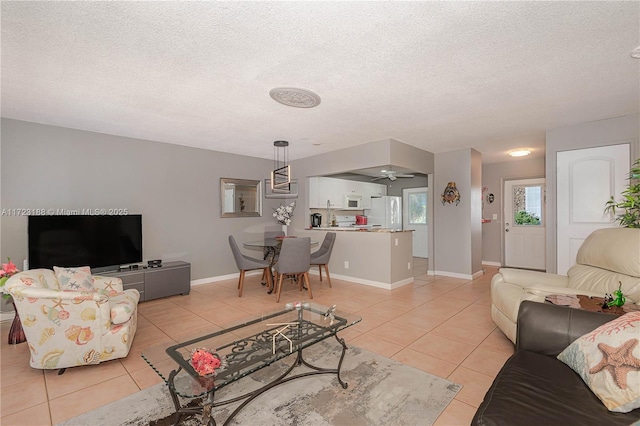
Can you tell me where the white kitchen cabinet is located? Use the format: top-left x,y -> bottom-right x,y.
343,180 -> 361,194
308,177 -> 320,208
322,177 -> 345,208
309,177 -> 345,208
361,181 -> 387,208
309,177 -> 386,209
370,182 -> 387,197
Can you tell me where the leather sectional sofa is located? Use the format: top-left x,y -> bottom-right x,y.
473,301 -> 640,425
491,227 -> 640,343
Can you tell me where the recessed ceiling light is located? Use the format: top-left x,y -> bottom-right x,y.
269,87 -> 321,108
509,149 -> 531,157
631,46 -> 640,59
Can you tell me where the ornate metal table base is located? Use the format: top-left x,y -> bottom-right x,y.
167,333 -> 349,426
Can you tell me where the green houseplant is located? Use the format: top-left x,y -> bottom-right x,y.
604,158 -> 640,228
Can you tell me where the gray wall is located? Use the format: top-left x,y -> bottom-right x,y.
291,138 -> 435,268
545,114 -> 639,273
1,121 -> 440,312
471,149 -> 483,273
291,138 -> 434,227
481,157 -> 546,264
0,118 -> 286,284
433,148 -> 482,277
386,175 -> 428,196
292,139 -> 435,180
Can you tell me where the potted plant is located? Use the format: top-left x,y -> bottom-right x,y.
0,258 -> 25,344
0,258 -> 19,297
604,158 -> 640,227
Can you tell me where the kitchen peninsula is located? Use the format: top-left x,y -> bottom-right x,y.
297,227 -> 414,289
311,227 -> 409,233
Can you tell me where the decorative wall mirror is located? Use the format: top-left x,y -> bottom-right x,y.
220,178 -> 262,218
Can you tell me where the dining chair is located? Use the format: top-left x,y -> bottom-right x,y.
228,235 -> 273,297
273,237 -> 312,303
310,232 -> 336,288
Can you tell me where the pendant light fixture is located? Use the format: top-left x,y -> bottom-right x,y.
271,140 -> 291,193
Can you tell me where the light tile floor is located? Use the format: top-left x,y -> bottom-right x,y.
0,261 -> 514,425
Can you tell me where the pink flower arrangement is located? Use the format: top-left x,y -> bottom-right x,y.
1,259 -> 18,276
0,258 -> 20,300
190,348 -> 223,377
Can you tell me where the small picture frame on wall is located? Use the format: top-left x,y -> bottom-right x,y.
265,179 -> 298,199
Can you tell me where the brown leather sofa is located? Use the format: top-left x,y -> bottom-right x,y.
473,301 -> 640,425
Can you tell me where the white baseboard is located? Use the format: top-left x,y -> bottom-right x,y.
433,270 -> 475,280
482,261 -> 502,267
472,270 -> 484,279
325,273 -> 413,290
308,269 -> 413,290
192,270 -> 413,291
190,270 -> 263,287
195,270 -> 416,291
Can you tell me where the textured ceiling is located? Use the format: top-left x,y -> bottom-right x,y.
2,2 -> 638,164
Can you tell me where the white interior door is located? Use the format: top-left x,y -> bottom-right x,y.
556,144 -> 629,274
403,187 -> 428,258
504,178 -> 546,270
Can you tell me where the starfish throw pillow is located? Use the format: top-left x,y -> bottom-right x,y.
557,311 -> 640,413
54,266 -> 95,291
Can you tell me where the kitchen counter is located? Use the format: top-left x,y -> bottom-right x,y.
295,228 -> 414,289
309,227 -> 413,233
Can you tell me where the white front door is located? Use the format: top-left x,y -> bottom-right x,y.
403,187 -> 428,258
556,144 -> 630,274
504,178 -> 546,270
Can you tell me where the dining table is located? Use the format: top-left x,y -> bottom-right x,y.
243,236 -> 317,294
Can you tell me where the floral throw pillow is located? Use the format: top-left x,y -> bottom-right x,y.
557,311 -> 640,413
54,266 -> 95,292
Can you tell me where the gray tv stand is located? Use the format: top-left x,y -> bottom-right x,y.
99,261 -> 190,302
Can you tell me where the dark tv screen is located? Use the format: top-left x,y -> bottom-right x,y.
28,215 -> 142,271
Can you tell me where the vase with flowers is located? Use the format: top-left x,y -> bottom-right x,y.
0,258 -> 25,344
273,202 -> 295,235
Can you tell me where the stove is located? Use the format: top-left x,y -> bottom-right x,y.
335,215 -> 356,227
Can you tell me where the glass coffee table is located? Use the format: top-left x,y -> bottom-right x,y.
142,302 -> 361,426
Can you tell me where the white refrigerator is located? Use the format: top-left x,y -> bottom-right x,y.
367,196 -> 402,231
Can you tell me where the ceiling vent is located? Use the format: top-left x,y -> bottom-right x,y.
269,87 -> 321,108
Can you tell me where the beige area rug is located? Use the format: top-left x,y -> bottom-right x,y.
59,340 -> 461,425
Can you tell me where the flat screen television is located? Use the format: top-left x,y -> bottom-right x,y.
28,215 -> 143,272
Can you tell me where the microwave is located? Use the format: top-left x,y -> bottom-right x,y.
344,194 -> 363,209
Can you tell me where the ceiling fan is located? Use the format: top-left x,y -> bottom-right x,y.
371,169 -> 415,181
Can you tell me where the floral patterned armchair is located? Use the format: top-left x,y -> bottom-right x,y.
5,267 -> 139,370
